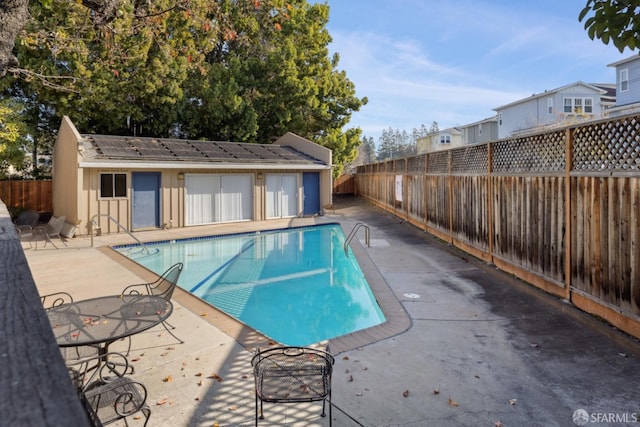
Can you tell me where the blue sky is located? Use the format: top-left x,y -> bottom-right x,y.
318,0 -> 634,143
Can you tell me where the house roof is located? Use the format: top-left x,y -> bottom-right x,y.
79,134 -> 328,169
607,53 -> 640,68
493,81 -> 608,111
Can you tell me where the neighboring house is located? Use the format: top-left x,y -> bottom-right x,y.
53,116 -> 332,236
460,116 -> 498,145
493,81 -> 610,139
416,127 -> 462,154
607,54 -> 640,117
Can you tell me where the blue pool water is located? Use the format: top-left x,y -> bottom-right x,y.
114,223 -> 385,346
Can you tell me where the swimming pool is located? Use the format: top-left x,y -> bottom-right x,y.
114,223 -> 386,346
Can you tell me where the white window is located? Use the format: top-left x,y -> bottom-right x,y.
584,98 -> 593,113
563,97 -> 594,114
100,173 -> 127,198
498,112 -> 502,125
574,98 -> 583,113
547,98 -> 553,115
440,134 -> 451,144
620,68 -> 629,92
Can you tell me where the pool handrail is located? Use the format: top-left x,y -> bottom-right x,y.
344,222 -> 370,254
89,213 -> 152,255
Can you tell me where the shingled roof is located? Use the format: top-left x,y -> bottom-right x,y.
80,134 -> 324,165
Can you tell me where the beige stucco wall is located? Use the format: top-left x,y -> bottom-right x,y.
52,117 -> 82,227
55,118 -> 332,236
273,133 -> 333,209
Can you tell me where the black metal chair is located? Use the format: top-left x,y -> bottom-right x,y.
251,346 -> 335,426
67,352 -> 151,427
41,292 -> 101,362
121,262 -> 184,350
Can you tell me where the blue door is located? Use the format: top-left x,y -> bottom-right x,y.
132,172 -> 160,229
302,172 -> 320,215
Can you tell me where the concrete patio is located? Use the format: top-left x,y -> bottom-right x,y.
26,196 -> 640,426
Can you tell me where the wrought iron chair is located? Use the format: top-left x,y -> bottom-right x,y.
67,352 -> 151,427
35,215 -> 67,249
251,346 -> 335,426
14,210 -> 40,248
41,292 -> 101,362
121,262 -> 184,350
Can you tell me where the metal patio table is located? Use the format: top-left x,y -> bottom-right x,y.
47,294 -> 173,357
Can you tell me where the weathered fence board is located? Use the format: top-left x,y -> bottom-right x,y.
356,114 -> 640,339
0,180 -> 52,213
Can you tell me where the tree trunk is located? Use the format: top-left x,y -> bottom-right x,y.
0,0 -> 29,76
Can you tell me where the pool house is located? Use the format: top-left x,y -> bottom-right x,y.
52,116 -> 333,236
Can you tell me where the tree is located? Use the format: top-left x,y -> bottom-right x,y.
3,0 -> 366,176
0,98 -> 28,178
579,0 -> 640,52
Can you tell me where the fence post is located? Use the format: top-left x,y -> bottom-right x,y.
488,142 -> 494,260
564,128 -> 573,302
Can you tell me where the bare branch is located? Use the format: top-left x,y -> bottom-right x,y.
6,67 -> 81,93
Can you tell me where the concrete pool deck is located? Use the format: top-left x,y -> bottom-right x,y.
26,196 -> 640,426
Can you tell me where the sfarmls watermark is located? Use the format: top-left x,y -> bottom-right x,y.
573,409 -> 639,425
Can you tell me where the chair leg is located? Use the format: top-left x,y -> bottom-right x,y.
161,320 -> 184,344
163,318 -> 176,330
43,235 -> 59,249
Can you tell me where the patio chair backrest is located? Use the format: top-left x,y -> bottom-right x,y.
15,210 -> 39,228
46,215 -> 66,234
150,262 -> 183,300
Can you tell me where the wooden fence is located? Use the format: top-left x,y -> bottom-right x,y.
333,174 -> 356,195
0,180 -> 52,213
356,114 -> 640,339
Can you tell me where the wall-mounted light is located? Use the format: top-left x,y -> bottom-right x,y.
178,172 -> 185,180
257,172 -> 263,180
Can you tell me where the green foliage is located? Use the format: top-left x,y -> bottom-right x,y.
6,0 -> 366,174
579,0 -> 640,52
0,98 -> 28,178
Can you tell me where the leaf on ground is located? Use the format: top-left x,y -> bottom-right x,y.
198,380 -> 203,386
509,399 -> 517,406
156,398 -> 170,405
228,405 -> 238,411
433,388 -> 440,395
163,375 -> 172,382
131,357 -> 141,362
495,421 -> 503,427
448,397 -> 459,407
200,313 -> 207,317
160,352 -> 169,357
342,355 -> 349,360
195,372 -> 203,377
208,373 -> 223,382
166,346 -> 175,350
402,390 -> 410,398
194,396 -> 200,401
347,375 -> 353,382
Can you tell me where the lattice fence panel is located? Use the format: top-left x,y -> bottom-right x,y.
451,145 -> 489,173
573,115 -> 640,171
427,151 -> 449,173
394,159 -> 405,173
493,131 -> 565,173
407,154 -> 427,174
